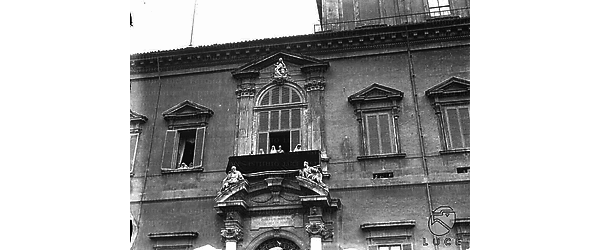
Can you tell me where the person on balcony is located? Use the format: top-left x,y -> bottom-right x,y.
292,144 -> 302,152
277,145 -> 284,153
270,145 -> 277,154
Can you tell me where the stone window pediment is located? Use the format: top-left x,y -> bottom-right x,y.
426,77 -> 470,153
162,100 -> 214,129
425,77 -> 469,99
348,83 -> 406,159
348,83 -> 404,107
130,109 -> 148,133
160,100 -> 214,173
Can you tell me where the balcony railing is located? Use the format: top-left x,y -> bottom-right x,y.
314,7 -> 470,33
227,150 -> 321,175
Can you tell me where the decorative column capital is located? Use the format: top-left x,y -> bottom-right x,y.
221,227 -> 243,242
235,87 -> 256,98
305,221 -> 333,239
304,80 -> 326,92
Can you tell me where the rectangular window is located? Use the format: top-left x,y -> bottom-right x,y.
161,128 -> 206,169
378,244 -> 412,250
176,129 -> 196,168
365,113 -> 396,155
427,0 -> 451,17
444,106 -> 469,149
130,133 -> 139,172
256,108 -> 302,154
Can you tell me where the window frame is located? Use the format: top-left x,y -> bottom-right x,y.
161,127 -> 207,173
130,110 -> 147,176
425,77 -> 470,155
442,102 -> 471,150
435,100 -> 471,154
254,84 -> 307,154
348,83 -> 406,160
130,132 -> 140,174
160,100 -> 213,174
426,0 -> 452,17
363,111 -> 398,156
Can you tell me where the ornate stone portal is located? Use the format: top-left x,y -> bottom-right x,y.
215,168 -> 337,250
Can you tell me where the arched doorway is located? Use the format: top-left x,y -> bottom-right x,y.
255,238 -> 300,250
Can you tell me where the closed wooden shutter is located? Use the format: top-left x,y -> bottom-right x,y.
291,130 -> 300,149
291,108 -> 301,128
366,114 -> 380,154
193,127 -> 205,167
459,107 -> 470,148
280,109 -> 290,129
271,86 -> 280,104
281,86 -> 290,103
445,106 -> 469,149
259,112 -> 269,131
258,133 -> 268,153
270,110 -> 280,130
378,114 -> 392,154
260,92 -> 270,106
130,133 -> 139,171
161,130 -> 177,169
291,89 -> 301,103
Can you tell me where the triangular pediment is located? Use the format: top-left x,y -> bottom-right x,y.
232,52 -> 329,76
162,100 -> 214,120
130,109 -> 148,123
425,77 -> 470,97
348,83 -> 404,104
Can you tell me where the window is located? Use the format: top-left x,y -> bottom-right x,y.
130,133 -> 139,172
427,0 -> 451,17
425,77 -> 470,153
348,83 -> 405,159
454,219 -> 470,250
256,85 -> 304,154
442,105 -> 469,149
161,100 -> 213,172
378,244 -> 412,250
130,110 -> 147,175
162,127 -> 206,170
373,172 -> 394,179
365,113 -> 395,155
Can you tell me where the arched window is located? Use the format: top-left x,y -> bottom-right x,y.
256,85 -> 305,154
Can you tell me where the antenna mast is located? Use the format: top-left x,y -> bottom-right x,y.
189,0 -> 198,47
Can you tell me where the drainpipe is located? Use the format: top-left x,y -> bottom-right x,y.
133,57 -> 164,248
402,9 -> 437,250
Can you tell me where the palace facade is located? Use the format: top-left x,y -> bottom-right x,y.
130,1 -> 470,250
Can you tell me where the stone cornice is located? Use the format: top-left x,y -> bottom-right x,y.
131,17 -> 469,74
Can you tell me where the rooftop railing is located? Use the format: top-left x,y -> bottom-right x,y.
314,7 -> 470,33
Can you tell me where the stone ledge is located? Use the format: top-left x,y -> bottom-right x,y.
360,220 -> 416,230
357,153 -> 407,161
439,148 -> 469,155
161,167 -> 204,174
148,231 -> 198,239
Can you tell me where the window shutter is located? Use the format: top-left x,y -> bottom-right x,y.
258,133 -> 268,153
366,114 -> 381,154
130,133 -> 139,171
193,127 -> 205,167
258,112 -> 269,131
401,243 -> 412,250
161,130 -> 177,169
280,109 -> 290,129
291,89 -> 301,103
378,114 -> 392,154
270,110 -> 280,130
446,107 -> 462,149
281,86 -> 290,103
291,108 -> 301,128
271,86 -> 280,104
291,130 -> 300,149
260,91 -> 270,106
368,246 -> 378,250
459,107 -> 470,148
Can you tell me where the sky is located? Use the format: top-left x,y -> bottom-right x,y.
130,0 -> 320,54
